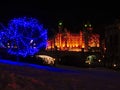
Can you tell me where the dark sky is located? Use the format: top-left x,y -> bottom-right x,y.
0,1 -> 119,36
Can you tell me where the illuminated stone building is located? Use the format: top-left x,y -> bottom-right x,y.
46,22 -> 100,52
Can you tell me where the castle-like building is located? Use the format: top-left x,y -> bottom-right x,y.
46,21 -> 100,52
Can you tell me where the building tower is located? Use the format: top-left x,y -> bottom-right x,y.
83,22 -> 93,51
58,20 -> 63,50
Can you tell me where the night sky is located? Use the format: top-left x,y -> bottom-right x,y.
0,1 -> 119,37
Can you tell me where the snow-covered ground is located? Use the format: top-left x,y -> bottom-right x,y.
0,59 -> 120,90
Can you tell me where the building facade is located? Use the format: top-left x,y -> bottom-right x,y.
46,23 -> 100,52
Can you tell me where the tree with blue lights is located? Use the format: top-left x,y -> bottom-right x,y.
0,22 -> 7,48
1,17 -> 47,58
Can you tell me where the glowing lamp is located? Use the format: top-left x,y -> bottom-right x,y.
59,22 -> 62,26
84,24 -> 87,27
82,45 -> 85,48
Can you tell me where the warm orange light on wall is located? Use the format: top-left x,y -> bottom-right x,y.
46,30 -> 100,52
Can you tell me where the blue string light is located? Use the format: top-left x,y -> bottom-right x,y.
0,22 -> 7,48
0,17 -> 47,57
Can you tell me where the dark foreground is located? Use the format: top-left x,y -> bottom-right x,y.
0,59 -> 120,90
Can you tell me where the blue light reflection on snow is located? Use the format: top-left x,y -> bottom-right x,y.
0,59 -> 77,73
0,59 -> 119,78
